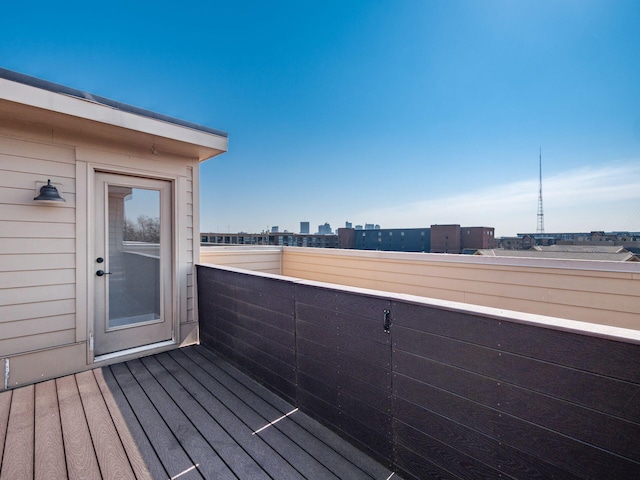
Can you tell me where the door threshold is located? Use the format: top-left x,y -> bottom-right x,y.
93,339 -> 176,363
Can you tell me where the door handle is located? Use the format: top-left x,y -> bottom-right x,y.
383,309 -> 391,333
96,270 -> 112,276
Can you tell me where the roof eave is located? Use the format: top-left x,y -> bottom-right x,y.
0,72 -> 228,162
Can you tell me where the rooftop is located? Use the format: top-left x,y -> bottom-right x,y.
474,248 -> 638,262
533,245 -> 629,253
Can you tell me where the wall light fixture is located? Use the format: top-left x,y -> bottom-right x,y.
34,179 -> 65,203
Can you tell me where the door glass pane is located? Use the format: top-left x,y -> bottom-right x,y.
108,186 -> 161,328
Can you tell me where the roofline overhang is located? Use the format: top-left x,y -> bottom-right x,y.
0,68 -> 228,162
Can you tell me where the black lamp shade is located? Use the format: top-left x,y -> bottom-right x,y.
34,179 -> 65,202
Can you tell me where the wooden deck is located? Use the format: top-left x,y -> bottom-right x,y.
0,345 -> 398,479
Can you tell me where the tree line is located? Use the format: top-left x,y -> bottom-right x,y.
124,215 -> 160,243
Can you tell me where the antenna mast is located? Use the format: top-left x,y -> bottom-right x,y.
536,148 -> 545,234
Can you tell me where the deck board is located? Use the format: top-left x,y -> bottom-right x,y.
1,385 -> 34,480
177,347 -> 343,479
170,348 -> 321,479
0,390 -> 11,471
0,345 -> 399,480
57,374 -> 102,479
76,370 -> 135,479
126,358 -> 236,479
160,351 -> 304,480
35,380 -> 66,480
93,368 -> 155,480
110,362 -> 203,480
98,366 -> 167,479
207,348 -> 395,480
141,354 -> 270,480
187,347 -> 378,480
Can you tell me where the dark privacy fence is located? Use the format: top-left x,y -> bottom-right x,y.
197,265 -> 640,480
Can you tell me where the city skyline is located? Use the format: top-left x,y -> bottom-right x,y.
2,1 -> 639,236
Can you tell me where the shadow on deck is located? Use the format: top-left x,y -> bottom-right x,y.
0,345 -> 397,479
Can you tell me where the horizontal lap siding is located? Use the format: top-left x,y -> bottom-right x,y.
200,249 -> 283,275
392,301 -> 640,480
282,249 -> 640,329
0,135 -> 76,354
198,265 -> 640,480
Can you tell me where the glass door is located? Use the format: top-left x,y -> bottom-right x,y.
94,172 -> 173,357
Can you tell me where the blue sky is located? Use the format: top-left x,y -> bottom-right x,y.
2,1 -> 639,236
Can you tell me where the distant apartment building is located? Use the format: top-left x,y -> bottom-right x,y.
345,221 -> 352,229
338,224 -> 494,253
300,221 -> 310,234
271,226 -> 279,233
343,227 -> 431,252
202,233 -> 267,245
201,232 -> 339,248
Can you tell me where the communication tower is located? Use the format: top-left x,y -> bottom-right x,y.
536,148 -> 545,234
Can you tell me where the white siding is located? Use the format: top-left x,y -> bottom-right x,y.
0,135 -> 76,356
200,246 -> 283,275
281,248 -> 640,330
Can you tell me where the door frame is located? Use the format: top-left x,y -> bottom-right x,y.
85,164 -> 180,364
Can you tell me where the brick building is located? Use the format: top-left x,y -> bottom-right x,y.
430,224 -> 462,253
461,226 -> 496,251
